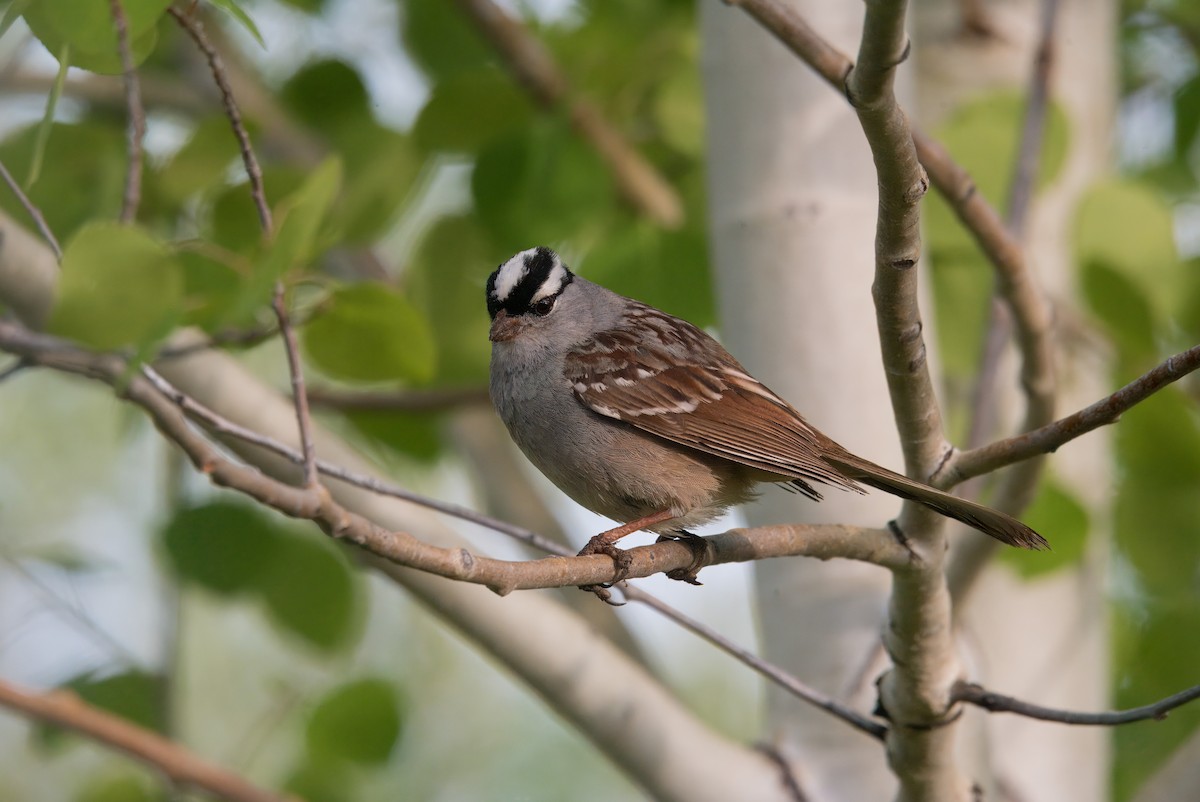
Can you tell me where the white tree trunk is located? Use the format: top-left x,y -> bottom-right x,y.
702,2 -> 904,797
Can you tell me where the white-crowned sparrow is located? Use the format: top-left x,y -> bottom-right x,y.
487,247 -> 1047,587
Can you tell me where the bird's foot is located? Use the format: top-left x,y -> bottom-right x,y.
577,536 -> 634,604
656,531 -> 709,585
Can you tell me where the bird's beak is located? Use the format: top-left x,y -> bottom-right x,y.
489,309 -> 521,342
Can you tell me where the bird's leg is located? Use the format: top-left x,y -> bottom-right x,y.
578,509 -> 677,601
656,530 -> 709,586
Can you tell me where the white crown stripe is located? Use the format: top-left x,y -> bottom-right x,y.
491,247 -> 539,301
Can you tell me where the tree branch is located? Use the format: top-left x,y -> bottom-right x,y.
621,585 -> 889,741
0,210 -> 792,802
168,5 -> 273,235
108,0 -> 145,223
0,321 -> 913,593
951,0 -> 1063,602
0,678 -> 289,802
270,287 -> 318,487
727,0 -> 1055,488
0,158 -> 61,261
452,0 -> 684,228
845,1 -> 966,798
947,343 -> 1200,482
954,680 -> 1200,726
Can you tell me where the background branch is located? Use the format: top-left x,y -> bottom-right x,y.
108,0 -> 144,223
955,681 -> 1200,726
0,678 -> 288,802
452,0 -> 684,227
948,343 -> 1200,481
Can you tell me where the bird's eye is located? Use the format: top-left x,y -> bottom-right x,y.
530,296 -> 556,316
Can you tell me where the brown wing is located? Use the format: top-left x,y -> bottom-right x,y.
564,304 -> 1049,550
564,307 -> 863,499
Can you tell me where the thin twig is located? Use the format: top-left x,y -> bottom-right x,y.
108,0 -> 145,223
452,0 -> 683,228
728,0 -> 1056,483
0,678 -> 289,802
951,0 -> 1063,602
621,585 -> 888,740
0,319 -> 908,737
955,680 -> 1200,726
963,0 -> 1062,463
306,385 -> 492,412
2,553 -> 146,669
140,366 -> 567,555
270,286 -> 318,487
0,159 -> 61,261
950,343 -> 1200,482
168,5 -> 273,236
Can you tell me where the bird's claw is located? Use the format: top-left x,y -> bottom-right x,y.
656,531 -> 709,585
577,536 -> 633,602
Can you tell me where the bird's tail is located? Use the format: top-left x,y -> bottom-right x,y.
825,453 -> 1049,550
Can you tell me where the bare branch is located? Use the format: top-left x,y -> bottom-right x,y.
109,0 -> 145,223
954,680 -> 1200,726
0,158 -> 61,261
0,678 -> 289,802
0,322 -> 913,593
951,0 -> 1064,603
168,5 -> 273,236
452,0 -> 684,228
728,0 -> 1055,473
270,286 -> 318,487
845,1 -> 968,797
621,585 -> 888,741
949,343 -> 1200,482
307,385 -> 491,412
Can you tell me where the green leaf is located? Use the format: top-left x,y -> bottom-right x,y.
472,120 -> 614,251
400,0 -> 491,80
37,670 -> 165,752
75,772 -> 166,802
207,168 -> 304,255
260,533 -> 362,653
160,501 -> 283,595
283,759 -> 356,802
999,479 -> 1088,577
579,220 -> 714,327
303,283 -> 437,384
279,62 -> 419,243
1073,180 -> 1180,320
414,70 -> 532,153
48,222 -> 183,350
406,216 -> 495,384
0,121 -> 126,242
24,43 -> 70,190
280,61 -> 372,133
306,678 -> 404,765
1174,73 -> 1200,160
206,0 -> 265,47
344,409 -> 445,464
1113,598 -> 1200,802
259,157 -> 343,280
156,116 -> 240,202
0,0 -> 32,40
178,247 -> 247,332
1079,260 -> 1157,360
22,0 -> 167,74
